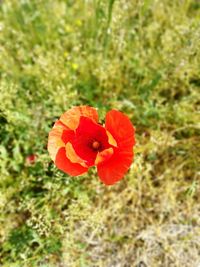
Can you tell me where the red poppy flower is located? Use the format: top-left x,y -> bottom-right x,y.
48,106 -> 135,185
26,154 -> 37,165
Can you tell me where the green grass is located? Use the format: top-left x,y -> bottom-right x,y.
0,0 -> 200,266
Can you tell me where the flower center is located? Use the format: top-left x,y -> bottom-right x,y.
92,141 -> 100,150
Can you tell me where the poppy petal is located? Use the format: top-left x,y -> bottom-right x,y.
98,110 -> 135,185
60,106 -> 98,130
97,149 -> 133,185
105,110 -> 135,149
48,120 -> 74,162
48,121 -> 66,161
55,147 -> 88,176
66,142 -> 88,168
106,130 -> 117,147
95,148 -> 113,165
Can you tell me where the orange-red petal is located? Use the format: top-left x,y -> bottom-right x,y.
48,120 -> 69,161
95,148 -> 114,165
97,149 -> 133,185
66,142 -> 88,168
106,130 -> 117,147
105,110 -> 135,149
60,106 -> 98,130
97,110 -> 135,185
55,147 -> 88,176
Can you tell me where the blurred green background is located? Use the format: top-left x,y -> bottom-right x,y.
0,0 -> 200,266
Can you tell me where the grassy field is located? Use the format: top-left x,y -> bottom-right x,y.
0,0 -> 200,266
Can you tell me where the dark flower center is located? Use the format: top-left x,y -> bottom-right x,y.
92,140 -> 100,150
